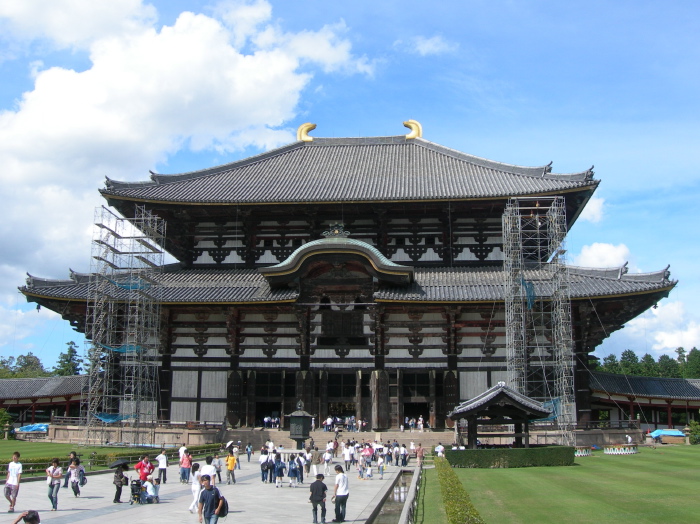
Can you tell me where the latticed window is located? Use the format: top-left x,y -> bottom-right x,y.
403,372 -> 430,397
318,310 -> 367,346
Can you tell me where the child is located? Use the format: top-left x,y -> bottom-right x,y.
225,450 -> 237,484
5,451 -> 22,513
377,453 -> 385,480
309,474 -> 328,524
288,457 -> 299,488
69,458 -> 85,497
153,478 -> 161,503
274,456 -> 286,488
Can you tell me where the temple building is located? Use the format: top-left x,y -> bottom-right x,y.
20,121 -> 676,430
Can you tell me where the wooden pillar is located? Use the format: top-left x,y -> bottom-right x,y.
467,417 -> 478,449
31,401 -> 36,423
628,398 -> 635,420
370,369 -> 390,430
246,371 -> 256,427
319,371 -> 328,423
227,370 -> 244,427
429,370 -> 437,429
667,401 -> 673,428
355,370 -> 362,427
444,371 -> 458,429
64,397 -> 71,417
514,422 -> 523,448
524,421 -> 530,448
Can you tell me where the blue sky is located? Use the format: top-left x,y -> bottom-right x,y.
1,0 -> 698,369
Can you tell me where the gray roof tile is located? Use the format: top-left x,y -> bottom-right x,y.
0,375 -> 86,400
590,371 -> 700,400
102,137 -> 597,205
21,264 -> 674,305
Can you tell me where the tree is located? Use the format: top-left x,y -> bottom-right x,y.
684,347 -> 700,379
657,354 -> 681,378
53,341 -> 84,376
13,352 -> 50,378
600,354 -> 621,374
619,350 -> 641,375
639,353 -> 658,377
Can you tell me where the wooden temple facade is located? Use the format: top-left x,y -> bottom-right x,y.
20,123 -> 676,430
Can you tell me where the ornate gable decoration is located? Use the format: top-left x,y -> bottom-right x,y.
322,223 -> 351,238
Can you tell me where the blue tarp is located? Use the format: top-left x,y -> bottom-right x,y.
94,413 -> 135,423
98,343 -> 145,353
17,423 -> 48,432
650,429 -> 685,438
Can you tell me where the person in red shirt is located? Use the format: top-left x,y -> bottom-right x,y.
134,455 -> 155,482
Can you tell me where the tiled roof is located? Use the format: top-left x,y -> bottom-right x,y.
0,375 -> 86,400
589,371 -> 700,400
448,381 -> 551,418
101,136 -> 597,205
21,264 -> 674,305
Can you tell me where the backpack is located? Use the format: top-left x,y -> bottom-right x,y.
217,488 -> 229,518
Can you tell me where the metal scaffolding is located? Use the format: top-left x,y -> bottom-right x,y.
81,205 -> 165,446
503,197 -> 576,446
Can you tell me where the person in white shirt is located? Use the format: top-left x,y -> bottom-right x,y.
178,443 -> 188,460
435,443 -> 445,457
342,444 -> 353,471
141,475 -> 156,504
200,456 -> 217,486
5,451 -> 22,513
155,449 -> 168,484
332,465 -> 349,523
323,450 -> 333,475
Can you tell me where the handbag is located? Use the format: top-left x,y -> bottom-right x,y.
47,467 -> 54,485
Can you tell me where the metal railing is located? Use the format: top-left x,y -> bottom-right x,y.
398,464 -> 424,524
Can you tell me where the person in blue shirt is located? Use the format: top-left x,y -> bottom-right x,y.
197,475 -> 224,524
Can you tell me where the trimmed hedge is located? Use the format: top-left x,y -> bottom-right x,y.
434,456 -> 484,524
444,446 -> 575,468
5,443 -> 223,476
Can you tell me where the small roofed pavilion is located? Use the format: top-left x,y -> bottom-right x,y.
448,382 -> 552,449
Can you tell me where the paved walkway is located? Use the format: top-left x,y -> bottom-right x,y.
5,457 -> 403,524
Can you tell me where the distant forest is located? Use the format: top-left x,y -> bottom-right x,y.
593,347 -> 700,379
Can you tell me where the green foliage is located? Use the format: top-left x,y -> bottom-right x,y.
0,353 -> 51,378
434,457 -> 484,524
683,348 -> 700,378
688,420 -> 700,445
619,350 -> 640,375
658,354 -> 681,378
638,353 -> 658,377
600,354 -> 621,373
52,341 -> 84,376
0,408 -> 12,427
444,446 -> 574,469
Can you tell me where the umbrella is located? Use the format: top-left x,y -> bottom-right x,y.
110,458 -> 130,469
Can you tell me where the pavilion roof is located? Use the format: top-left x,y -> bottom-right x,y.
0,375 -> 86,400
590,371 -> 700,401
448,381 -> 551,420
20,264 -> 675,305
101,136 -> 598,206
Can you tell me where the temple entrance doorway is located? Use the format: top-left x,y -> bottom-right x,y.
403,402 -> 429,428
256,401 -> 280,428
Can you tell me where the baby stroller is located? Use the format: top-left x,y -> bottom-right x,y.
129,479 -> 143,505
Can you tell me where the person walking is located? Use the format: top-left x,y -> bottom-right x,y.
180,450 -> 192,484
225,450 -> 236,484
309,473 -> 328,524
331,465 -> 349,523
197,475 -> 224,524
113,463 -> 128,503
155,449 -> 168,484
46,458 -> 62,511
259,450 -> 270,483
188,463 -> 202,513
377,454 -> 385,480
246,442 -> 253,462
5,451 -> 22,513
68,458 -> 85,497
323,449 -> 333,475
201,456 -> 217,487
274,454 -> 286,488
415,443 -> 425,467
62,451 -> 77,489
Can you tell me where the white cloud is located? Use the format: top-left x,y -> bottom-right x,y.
395,35 -> 459,57
579,196 -> 604,223
571,242 -> 630,268
0,0 -> 156,50
215,0 -> 272,49
0,3 -> 371,308
625,301 -> 700,353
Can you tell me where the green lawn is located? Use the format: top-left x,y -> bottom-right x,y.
418,446 -> 700,524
